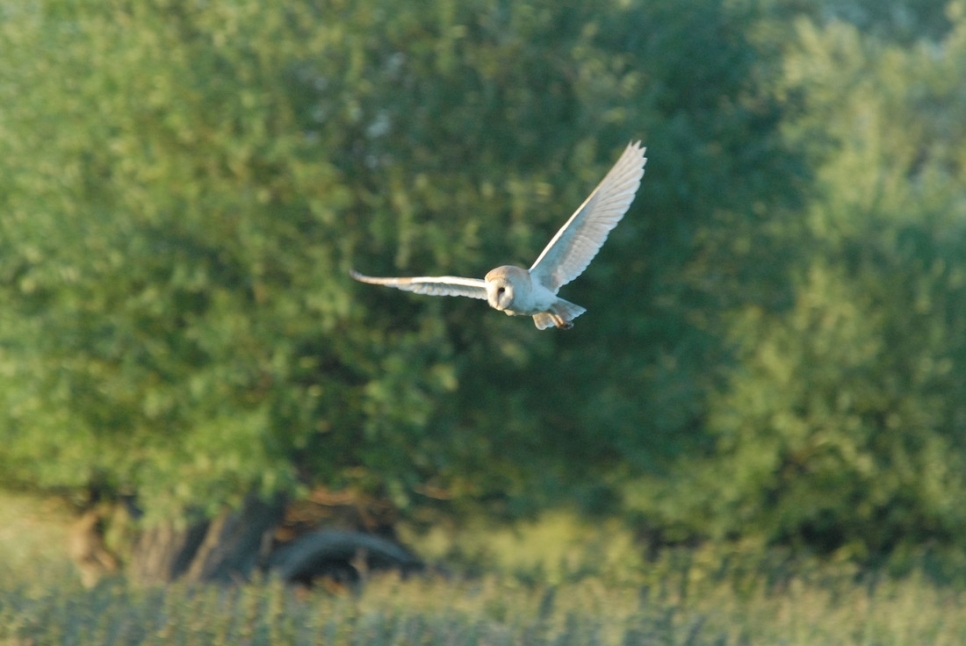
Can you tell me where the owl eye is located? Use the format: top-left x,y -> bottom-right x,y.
497,287 -> 505,296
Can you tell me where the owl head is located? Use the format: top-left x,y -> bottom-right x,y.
484,266 -> 530,311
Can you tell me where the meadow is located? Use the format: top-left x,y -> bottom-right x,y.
4,554 -> 966,645
2,494 -> 966,645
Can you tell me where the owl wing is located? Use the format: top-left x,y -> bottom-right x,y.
529,142 -> 646,292
350,270 -> 488,300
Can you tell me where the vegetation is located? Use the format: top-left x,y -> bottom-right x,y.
2,0 -> 966,610
3,552 -> 966,645
2,493 -> 965,645
634,3 -> 966,563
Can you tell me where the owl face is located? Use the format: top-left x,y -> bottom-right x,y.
484,266 -> 529,311
485,277 -> 514,310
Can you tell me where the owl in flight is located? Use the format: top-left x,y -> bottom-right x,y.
351,141 -> 646,329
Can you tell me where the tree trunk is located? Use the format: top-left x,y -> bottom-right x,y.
184,491 -> 286,583
129,517 -> 209,584
128,491 -> 286,585
68,509 -> 120,588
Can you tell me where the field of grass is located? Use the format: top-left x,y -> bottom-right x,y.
3,561 -> 966,645
2,493 -> 966,645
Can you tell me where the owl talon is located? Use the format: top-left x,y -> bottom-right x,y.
550,314 -> 573,329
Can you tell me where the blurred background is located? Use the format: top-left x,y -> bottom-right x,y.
1,0 -> 966,641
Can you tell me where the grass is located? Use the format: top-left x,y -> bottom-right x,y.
3,552 -> 966,644
0,490 -> 73,573
2,493 -> 966,645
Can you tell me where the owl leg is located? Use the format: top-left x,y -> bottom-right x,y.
549,298 -> 586,329
550,313 -> 573,329
532,312 -> 557,329
532,311 -> 575,330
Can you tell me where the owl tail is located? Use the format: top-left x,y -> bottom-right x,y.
533,298 -> 587,330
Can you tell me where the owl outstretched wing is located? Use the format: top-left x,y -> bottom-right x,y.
350,270 -> 488,300
529,142 -> 646,292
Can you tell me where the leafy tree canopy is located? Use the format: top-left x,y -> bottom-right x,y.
633,4 -> 966,562
0,0 -> 794,522
5,0 -> 965,569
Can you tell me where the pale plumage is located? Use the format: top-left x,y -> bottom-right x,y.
352,141 -> 647,329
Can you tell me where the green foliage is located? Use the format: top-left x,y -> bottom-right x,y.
0,0 -> 797,522
0,0 -> 372,515
3,0 -> 966,569
635,6 -> 966,558
758,0 -> 955,45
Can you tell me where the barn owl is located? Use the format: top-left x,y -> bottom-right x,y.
351,141 -> 646,329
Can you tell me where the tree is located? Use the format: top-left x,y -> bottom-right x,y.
635,5 -> 966,563
0,0 -> 799,579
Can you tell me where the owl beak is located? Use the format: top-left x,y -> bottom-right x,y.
488,285 -> 506,310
